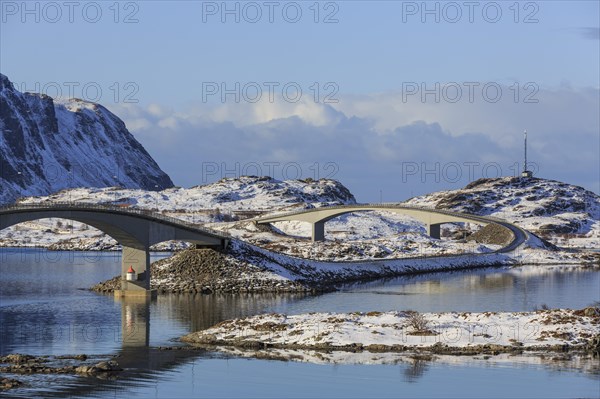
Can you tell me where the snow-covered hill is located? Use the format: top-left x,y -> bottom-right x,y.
1,176 -> 597,264
405,177 -> 600,248
0,73 -> 173,204
19,175 -> 356,211
1,176 -> 357,250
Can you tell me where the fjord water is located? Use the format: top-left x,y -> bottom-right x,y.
1,248 -> 598,398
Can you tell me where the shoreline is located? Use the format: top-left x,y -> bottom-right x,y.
89,242 -> 599,295
2,342 -> 598,392
181,308 -> 600,357
0,354 -> 123,391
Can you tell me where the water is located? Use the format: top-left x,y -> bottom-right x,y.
1,248 -> 599,398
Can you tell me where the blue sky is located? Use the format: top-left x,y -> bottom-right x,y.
1,1 -> 599,200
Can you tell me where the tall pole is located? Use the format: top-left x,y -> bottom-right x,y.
523,129 -> 527,173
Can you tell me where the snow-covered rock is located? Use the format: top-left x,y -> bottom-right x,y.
0,73 -> 173,204
182,307 -> 600,354
405,177 -> 600,249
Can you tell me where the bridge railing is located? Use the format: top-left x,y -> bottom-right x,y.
0,202 -> 230,239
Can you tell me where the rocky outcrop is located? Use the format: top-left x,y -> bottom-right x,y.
91,247 -> 315,294
406,177 -> 600,239
467,223 -> 514,246
0,354 -> 123,383
0,377 -> 22,390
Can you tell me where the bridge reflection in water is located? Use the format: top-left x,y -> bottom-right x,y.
118,296 -> 151,347
30,266 -> 599,399
45,291 -> 315,398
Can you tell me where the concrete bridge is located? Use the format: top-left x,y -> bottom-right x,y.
255,204 -> 526,252
0,203 -> 230,297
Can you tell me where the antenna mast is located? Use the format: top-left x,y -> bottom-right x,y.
521,129 -> 533,178
524,129 -> 527,172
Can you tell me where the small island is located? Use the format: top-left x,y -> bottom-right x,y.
181,307 -> 600,358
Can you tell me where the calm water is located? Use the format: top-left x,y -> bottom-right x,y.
0,248 -> 599,398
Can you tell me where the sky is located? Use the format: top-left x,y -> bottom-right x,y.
1,0 -> 599,201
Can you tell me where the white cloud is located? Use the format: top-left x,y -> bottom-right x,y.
109,85 -> 599,200
157,116 -> 180,130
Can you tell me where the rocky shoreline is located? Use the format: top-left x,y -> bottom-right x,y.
0,354 -> 123,391
91,246 -> 319,294
90,238 -> 600,295
181,307 -> 600,358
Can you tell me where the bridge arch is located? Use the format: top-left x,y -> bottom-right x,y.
0,204 -> 229,296
256,205 -> 497,242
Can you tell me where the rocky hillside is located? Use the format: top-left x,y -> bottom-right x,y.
0,73 -> 173,204
405,177 -> 600,241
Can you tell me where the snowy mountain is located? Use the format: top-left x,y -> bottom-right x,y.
0,73 -> 173,204
405,177 -> 600,245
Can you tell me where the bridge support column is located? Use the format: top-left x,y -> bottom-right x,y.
312,222 -> 325,242
115,245 -> 156,298
427,223 -> 442,239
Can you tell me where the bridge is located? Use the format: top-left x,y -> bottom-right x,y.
255,204 -> 527,252
0,203 -> 230,297
0,202 -> 527,297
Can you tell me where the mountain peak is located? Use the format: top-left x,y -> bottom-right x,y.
0,74 -> 174,204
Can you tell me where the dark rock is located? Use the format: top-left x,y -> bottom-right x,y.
0,377 -> 23,390
94,360 -> 122,371
467,223 -> 513,246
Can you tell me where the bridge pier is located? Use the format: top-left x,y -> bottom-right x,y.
115,245 -> 156,298
0,204 -> 228,300
312,222 -> 325,242
427,223 -> 442,239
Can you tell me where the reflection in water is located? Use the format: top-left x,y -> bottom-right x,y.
160,293 -> 311,333
119,297 -> 150,348
331,265 -> 600,313
1,249 -> 599,398
403,357 -> 430,383
37,347 -> 210,399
